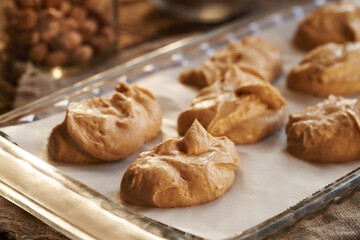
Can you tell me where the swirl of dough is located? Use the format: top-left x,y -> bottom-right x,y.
120,120 -> 240,208
179,37 -> 282,88
287,42 -> 360,96
48,82 -> 162,163
293,1 -> 360,50
178,66 -> 286,144
286,95 -> 360,163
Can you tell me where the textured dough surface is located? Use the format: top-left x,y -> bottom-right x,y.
293,1 -> 360,50
287,42 -> 360,96
179,37 -> 282,88
120,120 -> 240,208
48,82 -> 162,163
178,66 -> 286,144
286,95 -> 360,163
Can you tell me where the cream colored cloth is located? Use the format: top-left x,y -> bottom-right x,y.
275,190 -> 360,240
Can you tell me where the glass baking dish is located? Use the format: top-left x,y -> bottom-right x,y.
1,0 -> 360,239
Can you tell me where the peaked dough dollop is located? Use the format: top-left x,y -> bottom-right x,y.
120,120 -> 240,208
179,37 -> 282,88
293,1 -> 360,50
286,95 -> 360,163
287,42 -> 360,96
178,66 -> 287,144
48,82 -> 162,163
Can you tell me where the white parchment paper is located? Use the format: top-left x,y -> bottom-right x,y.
2,17 -> 360,239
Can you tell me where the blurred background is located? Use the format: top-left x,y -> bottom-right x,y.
0,0 -> 288,114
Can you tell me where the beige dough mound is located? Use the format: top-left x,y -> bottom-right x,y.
287,42 -> 360,96
179,37 -> 282,88
294,1 -> 360,50
178,66 -> 287,144
120,120 -> 240,208
286,95 -> 360,163
48,82 -> 162,163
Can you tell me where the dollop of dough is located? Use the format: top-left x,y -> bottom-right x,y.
48,82 -> 162,163
294,1 -> 360,50
286,95 -> 360,163
179,37 -> 282,88
120,120 -> 240,208
178,66 -> 287,144
287,42 -> 360,96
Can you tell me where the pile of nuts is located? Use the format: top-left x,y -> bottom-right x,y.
5,0 -> 116,68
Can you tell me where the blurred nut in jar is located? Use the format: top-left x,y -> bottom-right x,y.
9,8 -> 38,30
80,18 -> 98,40
15,0 -> 42,9
71,45 -> 93,64
46,50 -> 69,67
29,43 -> 48,64
3,0 -> 117,68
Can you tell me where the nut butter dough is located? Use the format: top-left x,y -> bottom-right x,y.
179,37 -> 283,88
120,120 -> 240,208
178,66 -> 287,144
286,95 -> 360,163
287,42 -> 360,96
48,82 -> 162,163
294,1 -> 360,50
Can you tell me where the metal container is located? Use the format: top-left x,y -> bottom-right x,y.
151,0 -> 251,23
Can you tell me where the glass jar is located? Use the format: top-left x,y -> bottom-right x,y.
3,0 -> 118,71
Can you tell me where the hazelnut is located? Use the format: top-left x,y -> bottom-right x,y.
59,1 -> 72,15
15,0 -> 38,9
70,0 -> 83,4
38,9 -> 63,42
29,43 -> 48,64
83,0 -> 97,10
53,31 -> 83,51
12,30 -> 40,45
4,2 -> 18,20
90,36 -> 108,53
80,18 -> 98,40
46,50 -> 69,67
70,6 -> 87,23
11,8 -> 38,30
100,26 -> 115,44
88,8 -> 112,26
62,18 -> 79,31
71,45 -> 93,64
31,31 -> 41,45
39,21 -> 61,43
38,8 -> 63,23
43,0 -> 62,9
